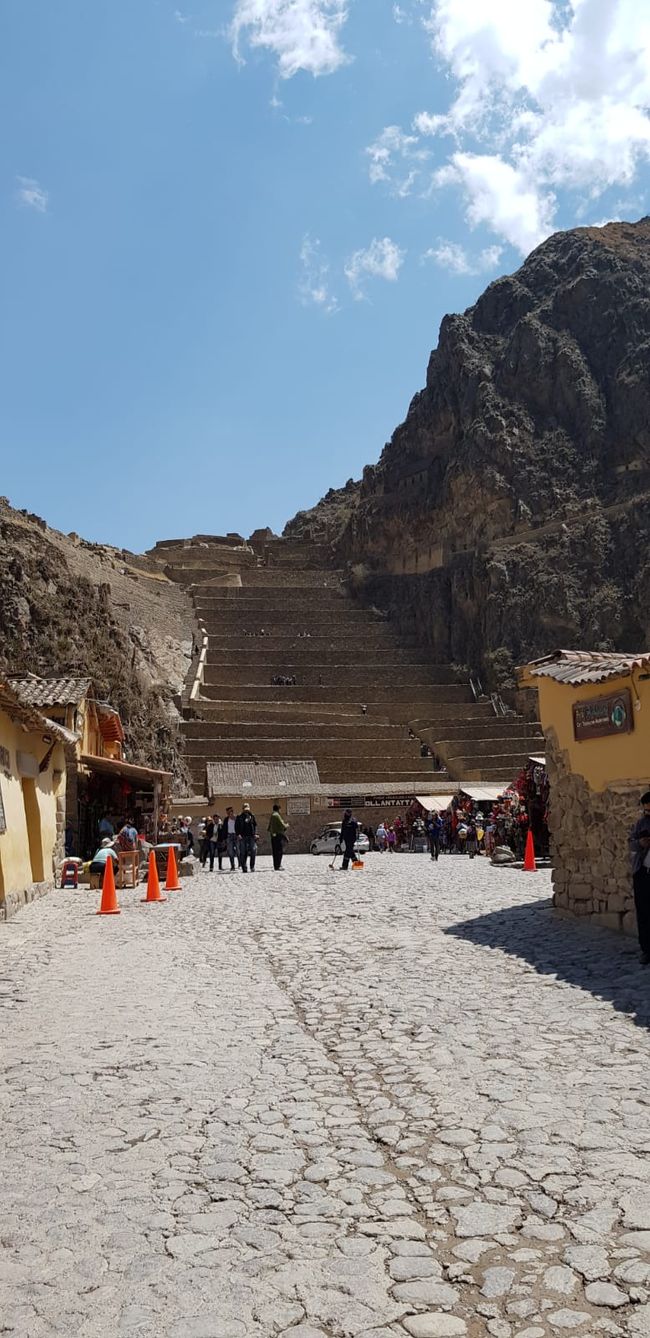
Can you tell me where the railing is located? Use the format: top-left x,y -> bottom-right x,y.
491,692 -> 508,717
189,620 -> 208,702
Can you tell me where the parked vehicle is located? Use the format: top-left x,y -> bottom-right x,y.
310,824 -> 370,857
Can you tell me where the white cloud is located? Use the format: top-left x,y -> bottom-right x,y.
231,0 -> 351,78
423,238 -> 503,274
298,234 -> 339,312
15,176 -> 48,213
438,153 -> 556,254
344,237 -> 406,299
368,1 -> 650,256
419,0 -> 650,251
365,124 -> 430,196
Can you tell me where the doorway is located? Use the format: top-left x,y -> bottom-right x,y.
22,779 -> 45,882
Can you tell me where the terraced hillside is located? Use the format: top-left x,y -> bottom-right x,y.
150,535 -> 543,798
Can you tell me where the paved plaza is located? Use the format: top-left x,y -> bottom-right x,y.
2,854 -> 650,1338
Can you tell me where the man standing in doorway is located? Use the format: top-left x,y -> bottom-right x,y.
268,803 -> 288,870
341,809 -> 358,871
631,791 -> 650,964
236,802 -> 257,872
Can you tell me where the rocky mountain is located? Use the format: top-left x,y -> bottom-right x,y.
0,499 -> 196,784
286,219 -> 650,687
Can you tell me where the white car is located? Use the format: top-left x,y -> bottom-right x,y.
310,825 -> 370,856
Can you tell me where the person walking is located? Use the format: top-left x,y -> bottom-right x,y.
208,813 -> 220,871
236,802 -> 257,872
180,816 -> 195,855
340,809 -> 358,870
220,807 -> 238,871
199,815 -> 214,868
631,790 -> 650,964
214,814 -> 226,871
376,821 -> 387,851
268,803 -> 288,870
426,812 -> 442,860
466,820 -> 479,859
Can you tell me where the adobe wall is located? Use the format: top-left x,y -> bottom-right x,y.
546,727 -> 640,934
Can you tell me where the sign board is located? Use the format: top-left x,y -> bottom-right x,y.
327,794 -> 414,809
0,779 -> 5,835
287,796 -> 310,816
573,688 -> 634,742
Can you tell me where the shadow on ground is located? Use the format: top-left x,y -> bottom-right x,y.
445,894 -> 650,1029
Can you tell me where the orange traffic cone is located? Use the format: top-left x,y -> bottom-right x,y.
164,843 -> 181,892
96,856 -> 120,915
141,850 -> 167,903
523,829 -> 536,872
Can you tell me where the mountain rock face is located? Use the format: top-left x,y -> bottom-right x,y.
286,220 -> 650,687
0,499 -> 196,783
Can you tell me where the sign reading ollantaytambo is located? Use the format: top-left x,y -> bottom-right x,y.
573,688 -> 633,741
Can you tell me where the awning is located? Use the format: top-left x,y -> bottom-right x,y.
528,755 -> 546,767
459,783 -> 511,802
416,793 -> 456,810
80,753 -> 172,786
97,704 -> 125,745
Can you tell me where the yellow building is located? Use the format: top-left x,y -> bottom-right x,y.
8,675 -> 170,857
518,650 -> 650,932
0,678 -> 75,920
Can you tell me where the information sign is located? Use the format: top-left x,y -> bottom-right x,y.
573,688 -> 633,741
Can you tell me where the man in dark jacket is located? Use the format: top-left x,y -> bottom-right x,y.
426,812 -> 442,861
631,790 -> 650,964
235,803 -> 257,872
341,809 -> 358,870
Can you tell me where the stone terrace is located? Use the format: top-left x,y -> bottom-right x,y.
151,537 -> 542,795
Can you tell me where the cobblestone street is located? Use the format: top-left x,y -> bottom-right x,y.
2,854 -> 650,1338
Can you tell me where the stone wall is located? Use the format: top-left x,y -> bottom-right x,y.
546,727 -> 640,935
1,880 -> 52,922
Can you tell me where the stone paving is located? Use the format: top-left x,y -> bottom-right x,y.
2,853 -> 650,1338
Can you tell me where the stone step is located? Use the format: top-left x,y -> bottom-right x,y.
316,764 -> 444,783
195,602 -> 364,622
239,570 -> 345,588
191,700 -> 494,724
202,667 -> 460,689
204,627 -> 400,644
203,645 -> 433,665
423,720 -> 543,742
194,588 -> 347,606
188,701 -> 395,723
203,647 -> 426,667
181,720 -> 409,740
182,739 -> 425,761
446,751 -> 532,775
439,734 -> 543,759
198,683 -> 472,704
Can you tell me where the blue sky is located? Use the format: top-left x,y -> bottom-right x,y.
1,0 -> 648,551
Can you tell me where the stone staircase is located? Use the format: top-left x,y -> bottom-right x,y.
151,536 -> 543,795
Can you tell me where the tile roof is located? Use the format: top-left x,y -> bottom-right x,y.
8,674 -> 92,708
522,650 -> 650,686
0,679 -> 78,746
207,759 -> 320,797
